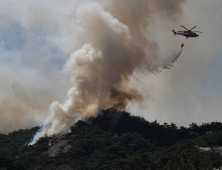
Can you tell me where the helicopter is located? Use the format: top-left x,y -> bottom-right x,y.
172,25 -> 202,39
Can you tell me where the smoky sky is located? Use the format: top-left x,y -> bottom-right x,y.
1,0 -> 222,135
130,0 -> 222,126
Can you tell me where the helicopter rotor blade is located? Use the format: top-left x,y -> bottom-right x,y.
181,25 -> 189,31
189,26 -> 197,31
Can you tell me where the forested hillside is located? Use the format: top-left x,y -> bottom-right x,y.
1,108 -> 222,170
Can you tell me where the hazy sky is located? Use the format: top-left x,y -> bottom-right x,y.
0,0 -> 222,133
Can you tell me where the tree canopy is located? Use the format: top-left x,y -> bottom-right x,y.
1,108 -> 222,169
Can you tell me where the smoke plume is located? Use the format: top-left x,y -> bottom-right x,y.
29,0 -> 185,144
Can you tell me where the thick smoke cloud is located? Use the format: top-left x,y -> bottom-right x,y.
27,0 -> 185,143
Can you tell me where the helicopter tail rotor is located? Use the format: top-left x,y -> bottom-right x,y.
172,29 -> 176,35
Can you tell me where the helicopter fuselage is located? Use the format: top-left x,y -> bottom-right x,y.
172,29 -> 200,38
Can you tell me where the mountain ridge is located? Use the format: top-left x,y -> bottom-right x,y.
1,108 -> 222,169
